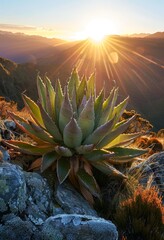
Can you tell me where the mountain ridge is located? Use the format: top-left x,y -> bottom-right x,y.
0,33 -> 163,130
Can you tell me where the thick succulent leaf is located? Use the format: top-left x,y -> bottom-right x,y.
77,75 -> 87,107
55,79 -> 63,126
75,144 -> 94,154
78,97 -> 95,140
12,119 -> 47,144
45,76 -> 56,120
28,157 -> 42,171
94,88 -> 104,128
41,151 -> 59,172
97,87 -> 115,126
84,150 -> 114,162
86,73 -> 95,99
111,96 -> 129,124
38,102 -> 62,142
69,157 -> 80,189
107,147 -> 147,160
79,184 -> 94,205
37,75 -> 46,110
77,169 -> 100,198
104,132 -> 143,148
8,111 -> 27,123
63,118 -> 82,148
84,116 -> 115,145
78,95 -> 87,115
71,85 -> 78,118
28,121 -> 56,144
108,87 -> 119,120
91,161 -> 127,178
59,86 -> 73,132
3,140 -> 54,155
97,115 -> 136,149
55,146 -> 73,157
68,67 -> 79,98
57,157 -> 71,184
22,94 -> 44,128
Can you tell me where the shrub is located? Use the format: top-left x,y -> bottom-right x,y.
114,186 -> 164,240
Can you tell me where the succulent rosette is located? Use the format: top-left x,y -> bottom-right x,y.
3,68 -> 146,203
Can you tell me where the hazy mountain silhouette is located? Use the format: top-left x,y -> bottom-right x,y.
0,30 -> 74,63
145,31 -> 164,38
0,32 -> 163,130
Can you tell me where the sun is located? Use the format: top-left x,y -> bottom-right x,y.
85,19 -> 115,43
71,18 -> 118,42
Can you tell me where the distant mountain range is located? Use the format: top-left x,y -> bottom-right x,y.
0,30 -> 164,130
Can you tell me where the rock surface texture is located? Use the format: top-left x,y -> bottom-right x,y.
0,162 -> 118,240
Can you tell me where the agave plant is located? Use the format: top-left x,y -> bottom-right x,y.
3,68 -> 146,203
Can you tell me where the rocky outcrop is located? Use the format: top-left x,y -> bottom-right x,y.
42,214 -> 118,240
0,163 -> 26,214
0,162 -> 118,240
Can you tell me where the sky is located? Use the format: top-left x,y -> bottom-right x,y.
0,0 -> 164,40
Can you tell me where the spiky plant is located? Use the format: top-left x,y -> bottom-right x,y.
3,68 -> 147,203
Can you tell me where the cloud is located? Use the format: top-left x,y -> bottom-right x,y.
0,23 -> 73,39
0,23 -> 36,31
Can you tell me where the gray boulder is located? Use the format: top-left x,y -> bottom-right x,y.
0,215 -> 41,240
0,162 -> 26,213
24,171 -> 59,225
42,214 -> 118,240
55,182 -> 98,217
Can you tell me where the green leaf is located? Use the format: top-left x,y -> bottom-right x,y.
38,102 -> 62,142
86,73 -> 95,99
20,121 -> 52,144
84,116 -> 115,145
3,140 -> 54,155
55,146 -> 73,157
107,147 -> 147,160
78,96 -> 95,140
28,121 -> 55,144
57,157 -> 71,184
111,96 -> 129,124
37,75 -> 46,110
68,67 -> 79,98
12,119 -> 47,144
59,86 -> 73,132
108,87 -> 119,120
97,87 -> 115,126
97,115 -> 136,149
55,79 -> 63,126
77,169 -> 100,198
75,144 -> 94,154
77,75 -> 87,107
104,132 -> 143,148
94,88 -> 104,128
8,111 -> 27,123
71,85 -> 78,118
63,117 -> 82,148
77,95 -> 87,115
45,75 -> 56,120
84,150 -> 114,162
41,151 -> 59,172
22,94 -> 44,128
91,161 -> 127,178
